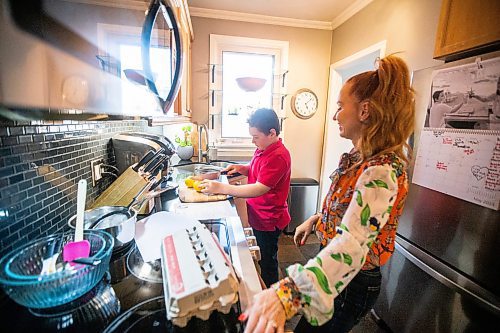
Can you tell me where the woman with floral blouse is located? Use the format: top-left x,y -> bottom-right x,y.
240,54 -> 415,333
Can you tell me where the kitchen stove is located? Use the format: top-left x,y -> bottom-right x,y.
0,218 -> 254,332
103,296 -> 241,333
0,273 -> 120,331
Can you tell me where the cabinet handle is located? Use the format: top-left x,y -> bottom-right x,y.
142,0 -> 183,114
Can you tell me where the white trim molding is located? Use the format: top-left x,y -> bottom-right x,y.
331,0 -> 374,30
64,0 -> 373,32
62,0 -> 147,11
190,7 -> 333,30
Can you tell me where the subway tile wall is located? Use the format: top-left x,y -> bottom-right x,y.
0,119 -> 147,258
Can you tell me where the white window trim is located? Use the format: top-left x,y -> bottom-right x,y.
209,34 -> 289,154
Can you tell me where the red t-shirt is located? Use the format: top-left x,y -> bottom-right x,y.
247,139 -> 291,231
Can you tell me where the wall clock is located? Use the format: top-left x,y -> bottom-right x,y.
62,75 -> 89,106
291,88 -> 318,119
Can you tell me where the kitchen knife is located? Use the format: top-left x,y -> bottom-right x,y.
149,175 -> 169,191
143,153 -> 165,174
148,163 -> 165,182
138,148 -> 165,173
220,170 -> 242,179
145,154 -> 170,178
132,149 -> 156,172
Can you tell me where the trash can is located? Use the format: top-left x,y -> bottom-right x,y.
285,178 -> 319,234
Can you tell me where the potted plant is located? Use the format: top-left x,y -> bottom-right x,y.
175,125 -> 194,160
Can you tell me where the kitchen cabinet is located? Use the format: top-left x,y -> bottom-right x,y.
175,0 -> 193,118
434,0 -> 500,61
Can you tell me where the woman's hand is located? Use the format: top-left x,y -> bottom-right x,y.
240,289 -> 286,333
293,214 -> 319,247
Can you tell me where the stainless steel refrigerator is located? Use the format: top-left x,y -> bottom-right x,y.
373,52 -> 500,332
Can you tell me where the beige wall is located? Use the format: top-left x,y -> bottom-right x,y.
189,0 -> 445,180
190,17 -> 332,179
330,0 -> 443,71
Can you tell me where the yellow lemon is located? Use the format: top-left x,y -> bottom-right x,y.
193,180 -> 204,192
184,176 -> 195,188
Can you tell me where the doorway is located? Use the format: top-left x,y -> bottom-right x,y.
318,41 -> 386,204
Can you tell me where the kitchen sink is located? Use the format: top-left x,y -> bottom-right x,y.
209,160 -> 240,169
170,161 -> 244,183
171,160 -> 242,171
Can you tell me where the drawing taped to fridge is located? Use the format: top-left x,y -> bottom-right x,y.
412,128 -> 500,210
425,56 -> 500,130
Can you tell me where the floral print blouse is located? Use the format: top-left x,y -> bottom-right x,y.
273,152 -> 409,326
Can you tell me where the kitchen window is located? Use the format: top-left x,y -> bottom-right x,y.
209,34 -> 289,156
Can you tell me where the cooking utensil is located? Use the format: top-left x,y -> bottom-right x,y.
40,236 -> 59,275
143,154 -> 167,175
69,207 -> 137,249
94,162 -> 165,223
71,257 -> 102,266
139,148 -> 165,173
0,230 -> 113,309
132,149 -> 156,172
68,165 -> 168,250
63,179 -> 90,262
40,232 -> 66,275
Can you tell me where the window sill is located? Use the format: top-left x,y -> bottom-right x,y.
215,145 -> 255,159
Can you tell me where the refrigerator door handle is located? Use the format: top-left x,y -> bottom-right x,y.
395,235 -> 500,316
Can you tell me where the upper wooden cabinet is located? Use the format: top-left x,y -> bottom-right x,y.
174,0 -> 193,118
434,0 -> 500,61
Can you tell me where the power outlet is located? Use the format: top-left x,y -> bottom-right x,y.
91,159 -> 104,186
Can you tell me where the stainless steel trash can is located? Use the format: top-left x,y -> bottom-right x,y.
285,178 -> 319,234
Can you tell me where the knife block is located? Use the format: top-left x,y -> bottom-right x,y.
90,166 -> 158,214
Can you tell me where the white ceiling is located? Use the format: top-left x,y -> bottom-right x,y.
187,0 -> 374,30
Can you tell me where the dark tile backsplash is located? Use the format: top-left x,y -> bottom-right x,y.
0,119 -> 147,258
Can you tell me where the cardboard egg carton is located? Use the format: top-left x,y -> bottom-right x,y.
161,222 -> 239,327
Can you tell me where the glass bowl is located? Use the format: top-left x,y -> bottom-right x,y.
0,230 -> 114,309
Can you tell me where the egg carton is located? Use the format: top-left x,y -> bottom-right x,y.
161,222 -> 239,325
169,292 -> 238,327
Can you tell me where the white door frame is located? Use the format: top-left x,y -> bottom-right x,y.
318,41 -> 386,208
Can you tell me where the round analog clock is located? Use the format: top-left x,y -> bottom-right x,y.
291,88 -> 318,119
62,75 -> 89,106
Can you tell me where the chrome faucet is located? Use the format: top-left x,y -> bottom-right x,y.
198,123 -> 209,163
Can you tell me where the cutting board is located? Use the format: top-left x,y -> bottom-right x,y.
178,187 -> 228,203
91,166 -> 159,213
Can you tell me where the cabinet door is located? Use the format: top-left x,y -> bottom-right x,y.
434,0 -> 500,60
173,0 -> 193,118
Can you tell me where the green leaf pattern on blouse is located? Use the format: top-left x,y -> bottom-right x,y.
306,267 -> 333,295
284,164 -> 400,325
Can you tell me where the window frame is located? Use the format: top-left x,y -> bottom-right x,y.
209,34 -> 289,155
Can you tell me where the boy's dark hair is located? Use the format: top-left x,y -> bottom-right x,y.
432,90 -> 443,102
247,108 -> 280,135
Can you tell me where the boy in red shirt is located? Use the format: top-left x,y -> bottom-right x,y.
201,108 -> 291,287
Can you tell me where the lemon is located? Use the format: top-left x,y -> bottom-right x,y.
184,176 -> 195,188
193,180 -> 204,192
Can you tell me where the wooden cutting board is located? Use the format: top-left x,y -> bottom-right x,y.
91,166 -> 158,213
178,187 -> 228,203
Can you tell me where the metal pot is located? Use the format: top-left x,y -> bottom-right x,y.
193,165 -> 223,180
68,206 -> 137,249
